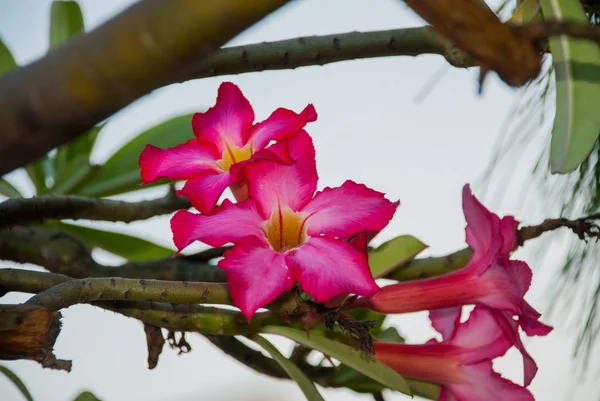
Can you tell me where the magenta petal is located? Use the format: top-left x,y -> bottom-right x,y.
489,310 -> 538,386
450,361 -> 534,401
191,82 -> 255,151
461,185 -> 502,269
248,104 -> 317,150
177,170 -> 239,214
170,199 -> 264,251
430,306 -> 463,341
451,307 -> 511,364
499,216 -> 519,256
302,180 -> 399,239
285,237 -> 380,302
245,158 -> 318,219
218,236 -> 295,320
139,141 -> 218,184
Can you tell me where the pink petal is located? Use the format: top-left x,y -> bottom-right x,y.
244,156 -> 318,219
219,236 -> 295,320
346,231 -> 369,257
191,82 -> 255,152
302,180 -> 399,239
139,140 -> 219,184
285,236 -> 380,302
520,303 -> 553,336
439,386 -> 459,401
170,199 -> 264,251
248,104 -> 317,150
450,306 -> 511,364
430,306 -> 463,341
177,170 -> 239,214
489,310 -> 538,386
500,216 -> 519,257
461,185 -> 502,270
450,361 -> 534,401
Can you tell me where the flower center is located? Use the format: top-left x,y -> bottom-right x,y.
216,142 -> 252,172
263,207 -> 307,252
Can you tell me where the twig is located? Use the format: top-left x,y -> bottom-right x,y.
0,190 -> 190,230
517,213 -> 600,246
516,19 -> 600,46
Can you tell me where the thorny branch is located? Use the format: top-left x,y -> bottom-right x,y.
0,190 -> 191,231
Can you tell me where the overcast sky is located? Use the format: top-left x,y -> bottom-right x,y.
0,1 -> 593,400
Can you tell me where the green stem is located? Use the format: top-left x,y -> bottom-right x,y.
386,247 -> 473,281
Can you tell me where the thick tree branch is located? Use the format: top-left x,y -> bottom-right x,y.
0,0 -> 290,175
0,191 -> 190,230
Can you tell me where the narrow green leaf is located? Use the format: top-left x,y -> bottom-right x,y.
53,125 -> 103,194
0,38 -> 17,75
72,391 -> 101,401
0,365 -> 34,401
49,1 -> 84,49
368,235 -> 428,278
336,365 -> 440,399
25,158 -> 49,195
251,335 -> 325,401
52,222 -> 174,261
0,177 -> 23,198
263,326 -> 411,395
541,0 -> 600,173
76,114 -> 195,197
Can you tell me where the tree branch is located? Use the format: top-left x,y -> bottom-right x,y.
25,277 -> 232,311
517,213 -> 600,246
0,191 -> 190,230
0,226 -> 226,281
0,0 -> 290,175
187,27 -> 451,80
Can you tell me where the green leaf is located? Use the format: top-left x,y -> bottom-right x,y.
368,235 -> 428,278
336,365 -> 440,399
49,0 -> 84,50
251,335 -> 325,401
25,157 -> 50,195
0,38 -> 17,75
0,177 -> 23,198
0,365 -> 34,401
76,114 -> 195,197
72,391 -> 101,401
376,327 -> 405,343
52,222 -> 174,261
53,125 -> 103,194
263,326 -> 411,395
541,0 -> 600,173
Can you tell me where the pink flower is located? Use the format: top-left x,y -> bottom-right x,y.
139,82 -> 317,214
374,306 -> 534,401
353,185 -> 551,384
170,132 -> 398,319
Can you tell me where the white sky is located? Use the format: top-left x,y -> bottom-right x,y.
0,1 -> 593,400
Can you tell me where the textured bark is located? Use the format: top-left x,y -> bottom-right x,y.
0,304 -> 71,371
0,0 -> 290,175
